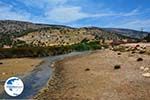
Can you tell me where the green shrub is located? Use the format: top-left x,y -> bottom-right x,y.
0,40 -> 101,59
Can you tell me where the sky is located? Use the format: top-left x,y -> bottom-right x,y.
0,0 -> 150,31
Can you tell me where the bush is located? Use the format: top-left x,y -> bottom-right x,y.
0,40 -> 101,59
114,65 -> 121,70
144,34 -> 150,42
117,52 -> 121,55
71,40 -> 101,51
139,50 -> 145,54
137,58 -> 143,61
85,68 -> 90,71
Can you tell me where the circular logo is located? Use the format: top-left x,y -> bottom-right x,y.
4,77 -> 24,97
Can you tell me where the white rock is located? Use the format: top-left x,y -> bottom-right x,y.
140,66 -> 145,70
2,72 -> 6,75
142,73 -> 150,78
51,62 -> 55,67
144,67 -> 149,72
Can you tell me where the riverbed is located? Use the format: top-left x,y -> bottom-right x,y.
0,51 -> 89,99
35,49 -> 150,100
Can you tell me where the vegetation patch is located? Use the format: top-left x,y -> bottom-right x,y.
117,52 -> 121,55
137,58 -> 143,62
0,40 -> 101,59
85,68 -> 90,71
114,65 -> 121,70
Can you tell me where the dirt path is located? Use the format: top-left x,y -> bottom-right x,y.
35,49 -> 150,100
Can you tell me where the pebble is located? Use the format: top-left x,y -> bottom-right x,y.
51,63 -> 55,67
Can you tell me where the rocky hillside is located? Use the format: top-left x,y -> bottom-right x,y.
103,28 -> 150,39
0,20 -> 73,47
0,20 -> 47,35
0,20 -> 140,47
18,27 -> 129,46
0,20 -> 72,36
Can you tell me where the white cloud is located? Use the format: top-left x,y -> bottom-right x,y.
104,19 -> 150,31
0,0 -> 149,31
17,0 -> 141,24
17,0 -> 68,9
91,8 -> 140,18
122,8 -> 140,16
45,6 -> 89,23
119,19 -> 150,30
45,7 -> 141,23
0,2 -> 31,21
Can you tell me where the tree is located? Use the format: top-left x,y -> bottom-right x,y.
81,38 -> 89,43
144,34 -> 150,42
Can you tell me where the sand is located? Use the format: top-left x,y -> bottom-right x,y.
35,49 -> 150,100
0,58 -> 42,94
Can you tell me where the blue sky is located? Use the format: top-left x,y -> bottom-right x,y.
0,0 -> 150,31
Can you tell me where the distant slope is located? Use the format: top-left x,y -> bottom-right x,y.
144,34 -> 150,42
0,20 -> 73,47
18,27 -> 129,46
0,20 -> 71,36
103,28 -> 150,39
0,20 -> 47,35
0,20 -> 138,47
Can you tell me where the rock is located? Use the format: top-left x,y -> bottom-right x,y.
142,73 -> 150,78
140,66 -> 149,72
2,72 -> 6,75
140,66 -> 145,70
51,62 -> 55,67
143,67 -> 149,72
101,47 -> 105,50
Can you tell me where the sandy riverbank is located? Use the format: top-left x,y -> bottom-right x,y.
35,49 -> 150,100
0,58 -> 42,94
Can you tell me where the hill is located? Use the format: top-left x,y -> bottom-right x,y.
18,27 -> 129,47
103,28 -> 150,39
0,20 -> 146,47
0,20 -> 74,36
0,20 -> 73,47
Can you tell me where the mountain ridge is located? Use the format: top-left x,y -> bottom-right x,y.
0,20 -> 149,37
103,28 -> 149,39
0,20 -> 148,47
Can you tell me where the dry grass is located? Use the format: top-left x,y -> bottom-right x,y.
36,49 -> 150,100
0,58 -> 42,94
